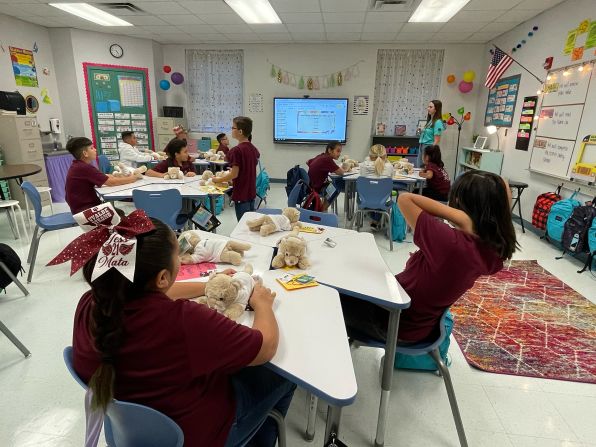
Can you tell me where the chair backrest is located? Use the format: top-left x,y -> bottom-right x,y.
356,177 -> 393,211
256,208 -> 282,215
287,180 -> 306,208
104,401 -> 184,447
299,209 -> 339,227
98,155 -> 113,174
63,346 -> 88,389
133,189 -> 182,228
21,181 -> 43,221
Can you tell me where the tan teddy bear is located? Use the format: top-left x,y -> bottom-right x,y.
394,159 -> 414,175
246,207 -> 301,237
178,231 -> 251,266
112,163 -> 147,179
340,155 -> 359,171
199,169 -> 214,186
195,264 -> 267,321
164,166 -> 184,180
271,229 -> 310,270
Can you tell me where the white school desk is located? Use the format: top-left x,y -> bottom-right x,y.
209,160 -> 229,172
185,269 -> 357,444
230,211 -> 357,248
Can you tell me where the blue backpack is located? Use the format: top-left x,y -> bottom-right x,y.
391,202 -> 407,242
286,165 -> 310,203
204,195 -> 224,215
256,160 -> 270,201
546,191 -> 581,243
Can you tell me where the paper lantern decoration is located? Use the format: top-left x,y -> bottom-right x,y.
447,116 -> 456,125
163,65 -> 172,73
462,70 -> 475,82
171,72 -> 184,85
441,113 -> 450,121
464,112 -> 471,121
159,79 -> 171,90
447,74 -> 456,84
457,107 -> 465,115
458,81 -> 473,93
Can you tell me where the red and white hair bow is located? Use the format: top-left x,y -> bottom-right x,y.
47,203 -> 154,282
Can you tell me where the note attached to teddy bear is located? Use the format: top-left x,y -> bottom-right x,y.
246,207 -> 301,237
178,231 -> 251,266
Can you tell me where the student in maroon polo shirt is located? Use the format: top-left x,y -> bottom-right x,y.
146,138 -> 197,178
212,116 -> 260,221
340,171 -> 518,344
418,145 -> 451,202
216,132 -> 230,158
64,137 -> 140,215
306,141 -> 346,193
70,215 -> 295,447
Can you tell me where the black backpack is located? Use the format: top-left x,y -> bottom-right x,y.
561,199 -> 596,255
0,244 -> 24,290
285,165 -> 310,203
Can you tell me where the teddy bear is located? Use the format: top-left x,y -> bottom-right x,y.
196,264 -> 267,321
394,159 -> 414,175
164,166 -> 184,180
178,231 -> 251,266
112,163 -> 146,179
155,151 -> 168,161
340,155 -> 359,171
246,207 -> 301,237
199,169 -> 214,186
271,229 -> 310,270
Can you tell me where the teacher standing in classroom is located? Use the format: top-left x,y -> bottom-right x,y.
418,100 -> 445,167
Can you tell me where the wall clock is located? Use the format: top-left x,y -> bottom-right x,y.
110,44 -> 123,58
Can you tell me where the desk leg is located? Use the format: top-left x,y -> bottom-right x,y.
324,405 -> 343,446
209,195 -> 217,233
375,308 -> 401,447
343,185 -> 349,228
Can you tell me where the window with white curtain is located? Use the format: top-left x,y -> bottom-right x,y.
373,49 -> 444,136
185,49 -> 243,133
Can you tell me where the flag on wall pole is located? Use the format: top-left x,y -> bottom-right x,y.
485,47 -> 513,89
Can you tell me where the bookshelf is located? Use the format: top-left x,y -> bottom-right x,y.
457,147 -> 503,176
371,135 -> 419,162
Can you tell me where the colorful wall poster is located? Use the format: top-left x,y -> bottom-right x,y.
484,74 -> 521,128
515,96 -> 538,151
9,47 -> 38,87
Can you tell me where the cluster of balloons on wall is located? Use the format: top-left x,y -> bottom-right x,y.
159,65 -> 185,90
446,70 -> 476,94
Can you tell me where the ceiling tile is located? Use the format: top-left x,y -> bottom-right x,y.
133,2 -> 190,14
125,15 -> 168,26
196,13 -> 245,24
222,32 -> 260,40
269,0 -> 321,13
451,10 -> 507,22
395,32 -> 432,42
364,11 -> 411,23
11,3 -> 68,16
515,0 -> 564,9
363,22 -> 404,33
496,9 -> 543,22
257,33 -> 293,41
321,0 -> 368,12
17,16 -> 63,27
175,24 -> 218,33
159,15 -> 206,25
325,23 -> 363,33
278,12 -> 323,23
467,32 -> 501,42
290,32 -> 326,41
324,32 -> 360,41
439,21 -> 488,33
188,33 -> 229,41
400,22 -> 444,33
213,23 -> 252,33
323,12 -> 366,23
249,24 -> 288,33
178,1 -> 232,14
361,32 -> 398,41
464,0 -> 522,10
478,22 -> 516,33
286,23 -> 325,33
431,32 -> 474,42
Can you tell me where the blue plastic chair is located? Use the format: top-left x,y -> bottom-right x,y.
350,177 -> 394,251
98,155 -> 113,174
63,347 -> 184,447
299,209 -> 339,227
287,180 -> 306,208
255,208 -> 282,215
21,181 -> 77,283
132,189 -> 187,231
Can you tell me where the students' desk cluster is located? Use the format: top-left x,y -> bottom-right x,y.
194,214 -> 412,446
144,158 -> 228,174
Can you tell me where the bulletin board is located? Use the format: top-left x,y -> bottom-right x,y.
83,63 -> 154,161
484,74 -> 521,128
529,61 -> 596,182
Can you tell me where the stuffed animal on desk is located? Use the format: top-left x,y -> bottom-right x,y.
340,155 -> 359,171
394,159 -> 414,175
196,264 -> 266,321
178,231 -> 251,266
155,151 -> 168,161
199,169 -> 214,185
271,229 -> 310,270
164,166 -> 184,180
112,163 -> 146,179
246,207 -> 301,236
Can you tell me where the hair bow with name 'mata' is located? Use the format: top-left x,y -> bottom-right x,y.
47,203 -> 155,282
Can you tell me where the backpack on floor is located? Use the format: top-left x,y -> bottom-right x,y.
256,160 -> 270,202
286,165 -> 310,203
0,244 -> 24,290
532,185 -> 562,230
589,208 -> 596,255
204,195 -> 224,215
546,190 -> 581,243
302,189 -> 323,212
391,202 -> 407,242
394,310 -> 453,371
561,199 -> 596,255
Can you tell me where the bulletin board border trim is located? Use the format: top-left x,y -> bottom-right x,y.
83,62 -> 155,151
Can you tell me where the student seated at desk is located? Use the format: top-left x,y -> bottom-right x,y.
340,171 -> 518,344
360,144 -> 394,178
307,141 -> 346,193
118,131 -> 159,168
64,137 -> 140,214
217,132 -> 231,158
418,145 -> 450,202
146,138 -> 197,178
63,210 -> 296,447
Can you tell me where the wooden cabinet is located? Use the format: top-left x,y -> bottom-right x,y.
0,115 -> 50,207
457,147 -> 504,176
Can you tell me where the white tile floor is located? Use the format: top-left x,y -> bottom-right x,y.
0,184 -> 595,447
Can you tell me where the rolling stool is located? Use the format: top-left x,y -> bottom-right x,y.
508,180 -> 528,233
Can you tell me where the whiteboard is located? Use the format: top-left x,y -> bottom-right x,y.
529,61 -> 595,179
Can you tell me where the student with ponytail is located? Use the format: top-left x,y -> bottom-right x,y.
360,144 -> 394,178
51,204 -> 295,447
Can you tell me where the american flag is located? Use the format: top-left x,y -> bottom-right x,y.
485,48 -> 513,89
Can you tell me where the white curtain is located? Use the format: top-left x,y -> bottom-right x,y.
185,49 -> 243,132
373,49 -> 444,136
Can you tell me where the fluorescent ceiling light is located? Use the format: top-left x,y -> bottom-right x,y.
224,0 -> 281,24
49,3 -> 133,26
409,0 -> 471,23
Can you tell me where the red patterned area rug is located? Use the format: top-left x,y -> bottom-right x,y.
451,260 -> 596,384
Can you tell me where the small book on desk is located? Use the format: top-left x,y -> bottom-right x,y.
276,273 -> 319,291
299,226 -> 325,234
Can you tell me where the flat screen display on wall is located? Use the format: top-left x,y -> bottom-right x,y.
273,97 -> 348,144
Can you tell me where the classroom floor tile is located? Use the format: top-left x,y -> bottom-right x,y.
0,184 -> 594,446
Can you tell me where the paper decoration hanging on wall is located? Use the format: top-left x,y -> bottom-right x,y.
171,72 -> 184,85
270,65 -> 276,77
313,78 -> 320,90
298,76 -> 305,89
337,71 -> 343,86
265,59 -> 362,90
307,77 -> 313,90
277,69 -> 282,83
283,72 -> 289,84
